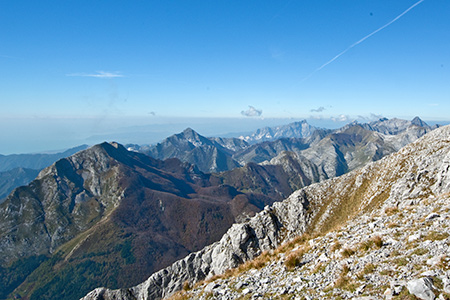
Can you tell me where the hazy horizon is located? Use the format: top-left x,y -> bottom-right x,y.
1,0 -> 449,154
1,115 -> 448,155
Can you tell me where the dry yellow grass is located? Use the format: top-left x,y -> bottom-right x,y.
284,245 -> 311,271
341,247 -> 355,258
384,207 -> 399,216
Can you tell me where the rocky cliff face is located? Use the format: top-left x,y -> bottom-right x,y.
82,124 -> 450,300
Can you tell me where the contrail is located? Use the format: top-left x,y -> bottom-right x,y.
302,0 -> 426,81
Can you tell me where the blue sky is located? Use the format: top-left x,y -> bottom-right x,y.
0,0 -> 449,154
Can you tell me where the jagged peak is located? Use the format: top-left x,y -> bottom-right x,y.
411,116 -> 428,127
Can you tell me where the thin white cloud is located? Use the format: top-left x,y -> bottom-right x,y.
66,71 -> 124,78
370,113 -> 384,120
302,0 -> 426,81
241,106 -> 263,117
310,106 -> 326,113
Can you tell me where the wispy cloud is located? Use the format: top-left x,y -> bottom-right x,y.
310,106 -> 326,113
66,71 -> 124,78
370,113 -> 384,120
241,106 -> 263,117
302,0 -> 426,81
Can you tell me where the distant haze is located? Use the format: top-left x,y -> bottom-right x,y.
1,116 -> 448,155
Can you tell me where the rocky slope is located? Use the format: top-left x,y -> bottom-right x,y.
0,142 -> 277,300
175,192 -> 450,299
82,124 -> 450,300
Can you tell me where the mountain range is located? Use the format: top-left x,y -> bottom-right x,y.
146,117 -> 435,201
0,145 -> 89,203
0,142 -> 278,300
0,117 -> 439,300
82,122 -> 450,300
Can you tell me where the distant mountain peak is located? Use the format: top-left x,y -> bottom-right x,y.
182,127 -> 196,134
411,116 -> 428,127
241,120 -> 319,144
179,127 -> 204,140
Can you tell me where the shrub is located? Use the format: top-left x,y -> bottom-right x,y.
362,263 -> 376,274
182,281 -> 191,291
284,246 -> 309,271
385,207 -> 399,216
372,236 -> 383,248
341,247 -> 355,258
411,248 -> 428,256
331,241 -> 342,252
425,231 -> 449,241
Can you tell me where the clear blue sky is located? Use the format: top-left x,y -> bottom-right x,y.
0,0 -> 449,154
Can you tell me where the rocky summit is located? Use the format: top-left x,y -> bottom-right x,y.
82,124 -> 450,300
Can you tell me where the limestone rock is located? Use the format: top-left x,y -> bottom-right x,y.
407,278 -> 435,300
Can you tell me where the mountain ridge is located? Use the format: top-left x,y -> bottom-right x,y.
144,117 -> 434,178
0,142 -> 280,299
81,124 -> 450,300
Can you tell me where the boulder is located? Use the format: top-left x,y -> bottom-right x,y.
407,277 -> 435,300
